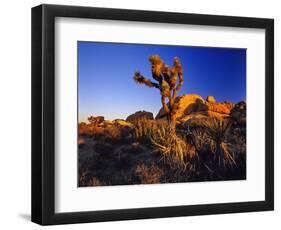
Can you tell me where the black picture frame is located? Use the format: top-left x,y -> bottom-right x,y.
31,4 -> 274,225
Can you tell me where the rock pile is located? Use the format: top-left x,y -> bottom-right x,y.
155,94 -> 244,126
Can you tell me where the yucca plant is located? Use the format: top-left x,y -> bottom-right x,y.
200,118 -> 236,168
191,128 -> 215,153
150,124 -> 190,164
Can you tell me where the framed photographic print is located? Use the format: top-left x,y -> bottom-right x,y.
31,4 -> 274,225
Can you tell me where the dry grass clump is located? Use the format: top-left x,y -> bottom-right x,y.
79,170 -> 105,186
135,163 -> 164,184
86,177 -> 105,186
79,170 -> 87,186
79,165 -> 107,187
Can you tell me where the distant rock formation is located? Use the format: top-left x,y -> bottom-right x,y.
81,94 -> 246,136
206,95 -> 216,103
230,101 -> 246,125
112,119 -> 134,128
126,110 -> 154,122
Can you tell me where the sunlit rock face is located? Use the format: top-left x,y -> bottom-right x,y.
206,95 -> 216,103
155,94 -> 237,124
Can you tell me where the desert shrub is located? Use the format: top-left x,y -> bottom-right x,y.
79,169 -> 105,187
104,127 -> 122,140
90,126 -> 128,143
132,118 -> 157,143
88,116 -> 104,125
78,122 -> 94,136
112,144 -> 145,170
228,128 -> 246,170
78,122 -> 89,135
86,177 -> 105,186
114,143 -> 146,156
135,163 -> 164,184
200,118 -> 236,167
233,134 -> 246,155
79,122 -> 105,137
79,169 -> 88,186
97,126 -> 133,144
91,126 -> 105,138
78,137 -> 85,148
79,170 -> 105,186
93,142 -> 115,155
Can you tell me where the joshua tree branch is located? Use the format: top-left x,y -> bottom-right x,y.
176,75 -> 184,91
170,89 -> 177,109
133,72 -> 159,89
174,57 -> 184,91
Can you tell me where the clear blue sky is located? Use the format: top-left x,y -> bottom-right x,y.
78,41 -> 246,121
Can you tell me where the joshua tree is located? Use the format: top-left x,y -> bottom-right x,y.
133,55 -> 184,127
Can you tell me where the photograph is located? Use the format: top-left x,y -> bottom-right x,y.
78,41 -> 247,187
30,3 -> 274,226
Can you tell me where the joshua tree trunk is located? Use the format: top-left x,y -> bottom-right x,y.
161,95 -> 177,129
170,113 -> 177,128
161,96 -> 170,117
169,86 -> 179,129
